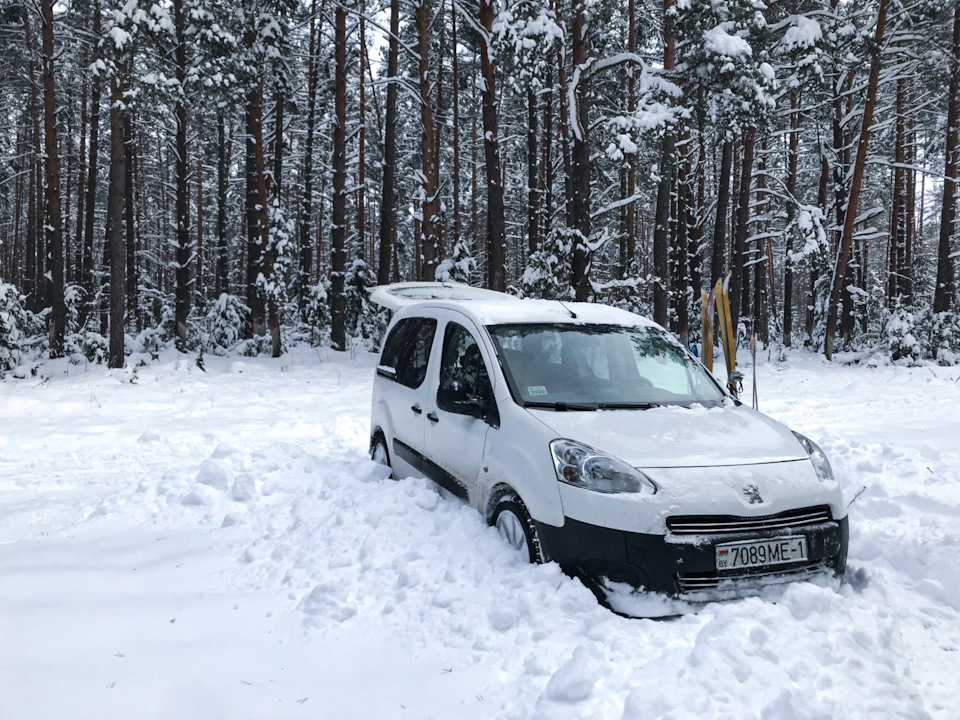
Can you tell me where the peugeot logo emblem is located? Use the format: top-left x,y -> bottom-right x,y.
743,484 -> 763,504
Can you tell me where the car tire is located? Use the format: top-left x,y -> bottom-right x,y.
492,494 -> 545,564
370,432 -> 394,479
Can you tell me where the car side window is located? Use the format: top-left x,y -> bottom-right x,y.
401,319 -> 436,388
379,317 -> 437,389
438,322 -> 492,410
379,320 -> 413,378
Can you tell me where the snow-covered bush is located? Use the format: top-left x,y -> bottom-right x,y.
157,302 -> 176,343
63,284 -> 84,334
236,334 -> 273,357
300,278 -> 331,347
344,260 -> 387,349
201,293 -> 249,356
66,330 -> 109,364
931,311 -> 960,366
596,273 -> 652,318
0,284 -> 37,375
436,241 -> 476,285
133,325 -> 167,360
519,228 -> 573,300
258,201 -> 295,323
885,303 -> 927,366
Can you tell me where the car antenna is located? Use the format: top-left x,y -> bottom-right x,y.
557,299 -> 577,319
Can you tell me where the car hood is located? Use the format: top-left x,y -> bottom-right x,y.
527,402 -> 809,469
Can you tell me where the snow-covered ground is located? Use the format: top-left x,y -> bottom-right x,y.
1,346 -> 957,719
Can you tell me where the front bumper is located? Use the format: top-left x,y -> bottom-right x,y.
535,514 -> 848,600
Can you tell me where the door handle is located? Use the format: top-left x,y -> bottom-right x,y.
426,412 -> 439,423
411,404 -> 422,414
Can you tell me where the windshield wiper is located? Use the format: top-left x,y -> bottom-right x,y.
596,402 -> 661,410
523,401 -> 597,411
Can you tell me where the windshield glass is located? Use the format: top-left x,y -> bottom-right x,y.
488,323 -> 724,408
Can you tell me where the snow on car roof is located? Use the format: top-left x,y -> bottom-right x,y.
462,298 -> 659,327
368,281 -> 510,309
370,282 -> 660,329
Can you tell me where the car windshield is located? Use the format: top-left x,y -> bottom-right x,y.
488,323 -> 725,409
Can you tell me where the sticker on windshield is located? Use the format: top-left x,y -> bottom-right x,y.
527,385 -> 548,396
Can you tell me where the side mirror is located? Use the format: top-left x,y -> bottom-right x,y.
438,378 -> 487,419
438,378 -> 468,405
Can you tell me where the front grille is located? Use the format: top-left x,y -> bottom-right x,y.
666,506 -> 832,537
678,561 -> 830,594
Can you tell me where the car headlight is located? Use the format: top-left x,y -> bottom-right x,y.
550,439 -> 658,495
792,432 -> 835,483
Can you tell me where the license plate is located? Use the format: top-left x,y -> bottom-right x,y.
716,536 -> 808,571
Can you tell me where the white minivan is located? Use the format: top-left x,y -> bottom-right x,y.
368,283 -> 847,602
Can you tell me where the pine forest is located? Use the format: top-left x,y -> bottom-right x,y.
1,0 -> 959,369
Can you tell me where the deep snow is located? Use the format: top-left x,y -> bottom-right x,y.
0,346 -> 957,719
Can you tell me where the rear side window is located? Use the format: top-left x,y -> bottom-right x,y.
378,317 -> 437,389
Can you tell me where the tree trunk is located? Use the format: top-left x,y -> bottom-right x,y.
451,6 -> 462,258
753,138 -> 769,344
81,3 -> 101,327
674,133 -> 691,343
267,88 -> 283,358
731,140 -> 740,272
471,113 -> 479,263
824,0 -> 890,359
807,154 -> 829,343
174,0 -> 190,352
216,116 -> 228,298
569,0 -> 592,301
731,127 -> 755,332
106,77 -> 126,368
64,89 -> 73,289
300,0 -> 319,300
74,83 -> 87,286
888,76 -> 906,306
903,78 -> 916,303
23,8 -> 39,313
527,86 -> 539,257
330,4 -> 347,349
377,0 -> 399,285
358,15 -> 367,265
160,138 -> 170,300
783,90 -> 799,347
196,156 -> 204,311
40,0 -> 65,356
125,118 -> 138,331
691,114 -> 706,297
624,0 -> 637,274
257,88 -> 285,358
540,67 -> 555,252
935,7 -> 960,315
710,139 -> 733,286
417,0 -> 439,281
554,0 -> 572,228
245,103 -> 263,334
434,3 -> 446,263
652,134 -> 674,324
652,0 -> 675,324
248,84 -> 272,341
479,0 -> 507,291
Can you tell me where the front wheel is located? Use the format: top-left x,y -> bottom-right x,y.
492,494 -> 545,564
370,432 -> 394,479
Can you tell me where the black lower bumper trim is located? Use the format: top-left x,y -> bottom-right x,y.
534,515 -> 849,598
